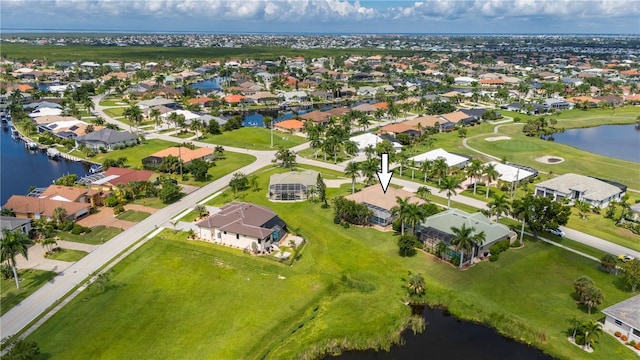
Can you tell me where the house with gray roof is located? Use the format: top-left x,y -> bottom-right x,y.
75,128 -> 137,151
345,185 -> 425,227
268,170 -> 318,201
0,216 -> 32,238
602,294 -> 640,343
534,173 -> 626,208
136,96 -> 176,109
195,202 -> 286,252
418,209 -> 515,266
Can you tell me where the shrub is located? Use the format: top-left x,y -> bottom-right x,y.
621,335 -> 628,341
341,221 -> 350,229
104,195 -> 119,207
489,254 -> 499,262
451,257 -> 461,267
113,204 -> 125,215
490,240 -> 510,255
59,220 -> 74,231
71,224 -> 84,235
615,331 -> 622,337
333,215 -> 341,224
628,340 -> 636,346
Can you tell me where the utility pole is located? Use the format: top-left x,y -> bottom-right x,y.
270,118 -> 274,148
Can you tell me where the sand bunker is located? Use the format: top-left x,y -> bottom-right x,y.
485,136 -> 511,142
536,155 -> 565,164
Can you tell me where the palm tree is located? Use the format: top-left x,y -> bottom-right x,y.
488,193 -> 510,222
416,186 -> 431,200
360,159 -> 379,186
343,140 -> 359,159
466,159 -> 484,195
433,158 -> 448,186
511,197 -> 530,243
397,151 -> 410,177
568,315 -> 582,342
391,196 -> 411,235
344,161 -> 360,194
406,272 -> 426,297
438,175 -> 463,209
364,144 -> 376,161
41,237 -> 58,253
420,160 -> 433,183
1,228 -> 33,289
123,104 -> 143,135
484,163 -> 500,199
155,74 -> 166,87
404,203 -> 428,235
194,204 -> 208,219
190,119 -> 204,140
450,223 -> 479,269
149,108 -> 161,129
52,207 -> 68,224
580,321 -> 602,350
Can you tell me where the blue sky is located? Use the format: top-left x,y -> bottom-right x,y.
1,0 -> 639,34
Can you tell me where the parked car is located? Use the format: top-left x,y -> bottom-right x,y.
548,228 -> 565,237
618,254 -> 635,262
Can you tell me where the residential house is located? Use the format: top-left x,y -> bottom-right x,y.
186,97 -> 215,109
602,294 -> 640,343
136,97 -> 177,109
75,128 -> 138,151
404,115 -> 452,133
39,185 -> 102,207
280,90 -> 309,103
534,173 -> 626,208
195,202 -> 287,252
274,119 -> 305,134
345,185 -> 424,227
0,217 -> 32,237
246,92 -> 279,105
349,133 -> 402,152
418,209 -> 515,266
88,168 -> 155,191
440,111 -> 477,126
484,161 -> 537,183
410,148 -> 470,168
3,195 -> 91,221
378,123 -> 420,140
268,170 -> 319,201
299,110 -> 331,125
142,146 -> 215,168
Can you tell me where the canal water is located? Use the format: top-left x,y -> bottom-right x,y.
550,124 -> 640,163
333,307 -> 553,360
0,126 -> 92,205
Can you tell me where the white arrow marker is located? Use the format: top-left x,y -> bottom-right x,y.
376,152 -> 393,194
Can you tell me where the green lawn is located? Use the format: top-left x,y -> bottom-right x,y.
1,269 -> 57,315
115,210 -> 151,222
180,151 -> 256,187
82,139 -> 175,169
129,197 -> 166,209
27,164 -> 639,359
103,108 -> 125,118
199,128 -> 308,150
567,208 -> 640,252
99,100 -> 128,107
46,248 -> 88,262
57,226 -> 122,245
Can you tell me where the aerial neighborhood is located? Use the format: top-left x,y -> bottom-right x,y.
0,32 -> 639,360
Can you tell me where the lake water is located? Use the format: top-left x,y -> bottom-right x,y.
333,307 -> 553,360
191,78 -> 222,93
550,124 -> 640,163
0,126 -> 92,205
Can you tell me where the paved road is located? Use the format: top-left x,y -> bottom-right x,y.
2,94 -> 638,340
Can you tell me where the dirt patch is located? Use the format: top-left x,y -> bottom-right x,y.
485,136 -> 512,142
536,155 -> 565,164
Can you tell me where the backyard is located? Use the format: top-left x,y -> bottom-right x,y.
25,166 -> 638,360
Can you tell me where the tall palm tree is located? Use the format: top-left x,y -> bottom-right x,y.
344,161 -> 360,194
580,321 -> 602,350
450,223 -> 479,269
433,158 -> 448,186
397,151 -> 410,177
391,196 -> 411,235
416,186 -> 431,201
466,159 -> 484,195
124,104 -> 143,135
150,108 -> 161,129
343,140 -> 359,159
438,175 -> 463,209
488,193 -> 510,222
190,119 -> 204,140
404,203 -> 428,235
52,207 -> 68,224
484,163 -> 500,199
406,272 -> 426,297
420,160 -> 433,183
510,198 -> 530,243
1,228 -> 33,289
360,159 -> 379,186
363,144 -> 376,161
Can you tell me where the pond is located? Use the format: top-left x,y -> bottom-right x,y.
332,307 -> 553,360
549,124 -> 640,163
190,78 -> 223,93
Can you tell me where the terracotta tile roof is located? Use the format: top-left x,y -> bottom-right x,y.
379,123 -> 415,134
300,110 -> 330,123
224,94 -> 245,103
187,97 -> 213,105
149,146 -> 214,163
404,115 -> 442,128
345,185 -> 424,211
102,167 -> 155,186
40,185 -> 94,202
441,111 -> 470,123
3,195 -> 90,218
274,119 -> 304,130
372,102 -> 388,109
324,107 -> 350,116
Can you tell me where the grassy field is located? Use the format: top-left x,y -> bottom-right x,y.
46,248 -> 88,262
0,43 -> 416,62
180,151 -> 256,186
76,139 -> 174,169
115,210 -> 151,222
99,100 -> 128,107
57,226 -> 122,245
26,165 -> 639,359
199,128 -> 308,150
103,108 -> 125,118
1,269 -> 57,316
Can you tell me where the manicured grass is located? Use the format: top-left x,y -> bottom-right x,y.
199,127 -> 308,150
84,139 -> 175,169
27,176 -> 637,359
180,151 -> 256,187
130,197 -> 166,209
99,100 -> 128,107
57,226 -> 122,245
1,269 -> 57,315
174,131 -> 195,139
46,248 -> 88,262
567,208 -> 640,252
103,107 -> 124,118
115,210 -> 151,222
178,210 -> 200,222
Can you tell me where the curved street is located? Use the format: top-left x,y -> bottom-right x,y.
1,94 -> 638,340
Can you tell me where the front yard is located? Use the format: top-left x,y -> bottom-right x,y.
1,269 -> 57,316
57,226 -> 122,245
